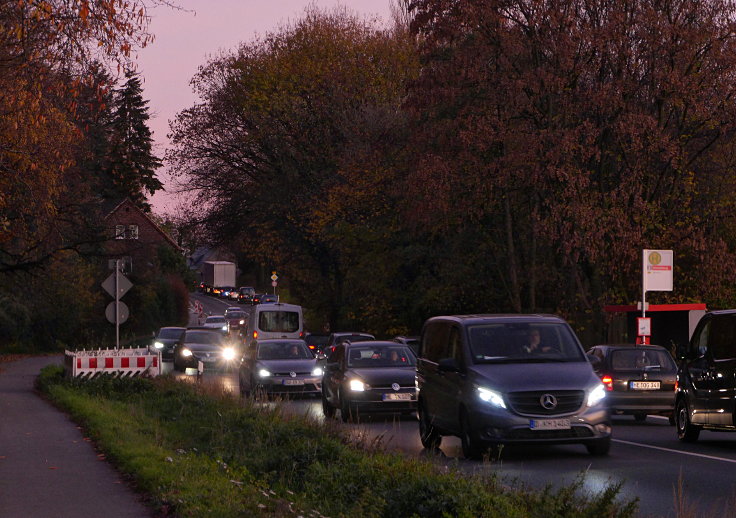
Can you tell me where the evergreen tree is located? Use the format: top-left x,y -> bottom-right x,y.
107,70 -> 163,211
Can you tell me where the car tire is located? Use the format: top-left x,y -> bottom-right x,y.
634,412 -> 647,422
418,400 -> 441,450
322,391 -> 336,418
676,398 -> 701,442
339,390 -> 354,423
460,410 -> 485,460
586,437 -> 611,456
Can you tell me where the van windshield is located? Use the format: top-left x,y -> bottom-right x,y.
258,311 -> 299,333
467,323 -> 586,363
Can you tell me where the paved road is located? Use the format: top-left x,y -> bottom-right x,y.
0,355 -> 153,518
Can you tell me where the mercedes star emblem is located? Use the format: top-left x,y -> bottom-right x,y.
290,371 -> 297,378
540,393 -> 558,410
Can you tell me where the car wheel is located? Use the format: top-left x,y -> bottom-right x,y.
339,391 -> 354,423
460,410 -> 485,460
676,398 -> 701,442
418,400 -> 441,450
586,437 -> 611,456
634,412 -> 647,422
322,391 -> 336,418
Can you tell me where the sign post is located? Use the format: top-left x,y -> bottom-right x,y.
102,260 -> 133,349
640,250 -> 673,344
271,272 -> 278,294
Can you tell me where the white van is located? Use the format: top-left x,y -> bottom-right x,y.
248,303 -> 304,343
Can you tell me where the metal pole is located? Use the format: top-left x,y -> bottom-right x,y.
115,259 -> 120,350
641,250 -> 647,345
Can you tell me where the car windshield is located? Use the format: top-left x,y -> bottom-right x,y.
184,331 -> 223,345
347,346 -> 416,368
206,317 -> 226,324
467,323 -> 586,363
257,342 -> 312,360
158,328 -> 183,339
226,312 -> 246,319
611,349 -> 676,371
258,311 -> 299,332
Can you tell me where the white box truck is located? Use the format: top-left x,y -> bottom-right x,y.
201,261 -> 236,288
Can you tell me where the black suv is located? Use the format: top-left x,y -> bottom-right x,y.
675,310 -> 736,442
416,314 -> 611,458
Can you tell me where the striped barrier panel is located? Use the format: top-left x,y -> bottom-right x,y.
64,347 -> 161,378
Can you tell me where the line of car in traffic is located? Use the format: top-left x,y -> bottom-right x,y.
153,298 -> 736,459
197,283 -> 279,305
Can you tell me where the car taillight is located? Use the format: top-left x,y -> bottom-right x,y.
601,375 -> 613,391
253,330 -> 258,339
308,345 -> 315,350
674,380 -> 678,392
299,331 -> 304,338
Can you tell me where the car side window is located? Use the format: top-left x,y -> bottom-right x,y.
448,326 -> 464,363
691,320 -> 711,357
422,322 -> 450,363
709,316 -> 736,361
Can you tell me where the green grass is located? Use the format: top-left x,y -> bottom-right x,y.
37,366 -> 638,518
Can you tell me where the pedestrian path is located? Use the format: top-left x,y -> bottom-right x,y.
0,356 -> 153,518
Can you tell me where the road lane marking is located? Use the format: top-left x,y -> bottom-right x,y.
613,438 -> 736,464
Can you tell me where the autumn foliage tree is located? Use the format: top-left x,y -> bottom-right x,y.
169,7 -> 418,330
407,0 -> 736,334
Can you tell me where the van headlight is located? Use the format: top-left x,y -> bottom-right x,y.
221,325 -> 228,332
587,383 -> 606,407
153,341 -> 164,349
477,386 -> 506,409
312,366 -> 323,377
181,348 -> 192,357
258,369 -> 271,378
349,379 -> 366,391
222,347 -> 236,361
239,319 -> 245,325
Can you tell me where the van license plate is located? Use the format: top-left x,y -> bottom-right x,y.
282,379 -> 304,386
530,419 -> 571,430
382,393 -> 412,401
630,381 -> 660,390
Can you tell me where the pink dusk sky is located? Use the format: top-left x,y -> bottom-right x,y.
135,1 -> 395,215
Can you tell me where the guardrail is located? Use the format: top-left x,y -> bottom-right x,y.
64,347 -> 161,378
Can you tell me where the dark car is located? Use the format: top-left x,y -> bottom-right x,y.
675,310 -> 736,442
587,344 -> 677,424
219,286 -> 237,299
416,314 -> 611,458
173,328 -> 240,372
322,341 -> 417,422
322,332 -> 375,358
238,339 -> 322,397
237,286 -> 256,304
224,308 -> 248,337
150,326 -> 186,361
304,333 -> 330,354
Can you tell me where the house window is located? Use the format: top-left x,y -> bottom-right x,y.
128,225 -> 139,240
115,225 -> 125,240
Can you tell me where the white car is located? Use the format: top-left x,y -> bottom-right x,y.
202,315 -> 229,334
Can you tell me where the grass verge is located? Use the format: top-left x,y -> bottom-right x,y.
37,365 -> 638,518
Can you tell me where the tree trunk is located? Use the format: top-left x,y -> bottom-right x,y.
505,196 -> 522,312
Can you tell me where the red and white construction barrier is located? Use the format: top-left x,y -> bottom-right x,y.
64,347 -> 161,378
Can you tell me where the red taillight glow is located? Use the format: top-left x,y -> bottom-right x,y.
601,375 -> 613,391
308,345 -> 315,350
674,380 -> 678,392
299,331 -> 304,338
253,331 -> 258,339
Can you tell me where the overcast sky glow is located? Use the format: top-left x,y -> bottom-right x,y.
135,1 -> 394,215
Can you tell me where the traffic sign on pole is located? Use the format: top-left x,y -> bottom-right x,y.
105,301 -> 129,324
102,273 -> 133,298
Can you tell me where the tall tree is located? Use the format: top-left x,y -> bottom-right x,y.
106,69 -> 162,211
407,0 -> 736,334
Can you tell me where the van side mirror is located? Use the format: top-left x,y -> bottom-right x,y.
438,358 -> 460,373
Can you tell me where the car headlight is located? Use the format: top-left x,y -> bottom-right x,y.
153,341 -> 164,349
258,369 -> 271,378
312,367 -> 323,377
181,348 -> 192,357
587,383 -> 606,407
222,325 -> 228,332
222,347 -> 236,361
477,386 -> 506,409
349,379 -> 366,391
239,319 -> 245,325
